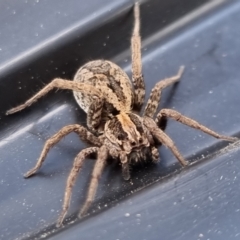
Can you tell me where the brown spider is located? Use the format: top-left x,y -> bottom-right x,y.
6,3 -> 237,227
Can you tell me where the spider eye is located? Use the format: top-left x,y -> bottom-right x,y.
139,138 -> 143,144
130,141 -> 136,146
117,134 -> 124,141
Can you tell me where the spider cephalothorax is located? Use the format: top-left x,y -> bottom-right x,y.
6,2 -> 237,227
103,112 -> 153,178
105,113 -> 148,152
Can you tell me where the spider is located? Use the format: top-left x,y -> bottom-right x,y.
6,2 -> 237,227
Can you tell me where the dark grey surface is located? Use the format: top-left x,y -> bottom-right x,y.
0,0 -> 240,239
0,0 -> 129,66
48,143 -> 240,240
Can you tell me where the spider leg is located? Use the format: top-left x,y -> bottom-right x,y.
143,66 -> 184,118
144,117 -> 188,166
57,147 -> 98,227
6,79 -> 104,132
151,146 -> 160,163
24,124 -> 101,178
156,109 -> 238,142
79,145 -> 108,217
120,153 -> 130,180
131,2 -> 145,110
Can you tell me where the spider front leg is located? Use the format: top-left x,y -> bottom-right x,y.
156,109 -> 238,142
143,66 -> 184,118
6,78 -> 104,132
144,117 -> 188,166
24,124 -> 101,178
131,2 -> 145,110
57,146 -> 98,227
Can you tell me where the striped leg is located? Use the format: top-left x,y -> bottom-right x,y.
131,2 -> 145,110
144,66 -> 184,118
57,147 -> 99,227
6,78 -> 103,132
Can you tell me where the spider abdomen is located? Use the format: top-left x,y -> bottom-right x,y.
73,60 -> 134,116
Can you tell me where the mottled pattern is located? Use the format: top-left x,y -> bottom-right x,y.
73,60 -> 133,114
127,112 -> 144,134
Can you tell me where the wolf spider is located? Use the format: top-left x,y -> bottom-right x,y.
6,3 -> 237,226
